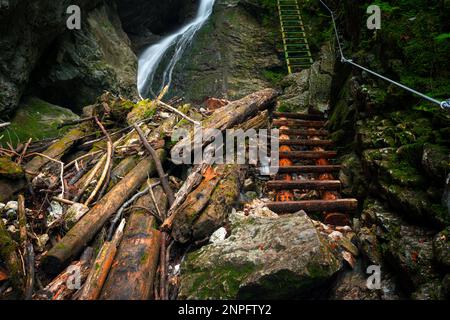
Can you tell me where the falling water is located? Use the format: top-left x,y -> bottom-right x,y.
137,0 -> 216,98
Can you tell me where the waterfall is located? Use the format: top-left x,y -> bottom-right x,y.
137,0 -> 216,98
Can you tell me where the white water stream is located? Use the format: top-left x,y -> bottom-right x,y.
137,0 -> 216,98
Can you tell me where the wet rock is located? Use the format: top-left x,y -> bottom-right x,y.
0,0 -> 102,115
432,227 -> 450,270
377,180 -> 448,226
357,226 -> 382,265
173,0 -> 282,102
179,210 -> 342,299
339,153 -> 367,199
278,43 -> 335,113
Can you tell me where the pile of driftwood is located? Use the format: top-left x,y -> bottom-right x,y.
0,88 -> 277,300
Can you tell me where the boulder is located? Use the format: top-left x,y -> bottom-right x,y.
179,210 -> 342,299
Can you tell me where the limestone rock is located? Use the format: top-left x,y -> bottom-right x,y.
35,3 -> 138,111
0,0 -> 102,115
179,210 -> 342,299
171,0 -> 282,103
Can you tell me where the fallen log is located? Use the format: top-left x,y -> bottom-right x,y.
161,109 -> 270,232
100,181 -> 167,300
33,247 -> 93,300
172,88 -> 277,154
192,165 -> 247,240
25,124 -> 90,178
78,219 -> 126,300
41,150 -> 166,276
170,166 -> 225,243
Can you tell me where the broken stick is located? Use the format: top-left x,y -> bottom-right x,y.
134,123 -> 175,205
79,219 -> 126,300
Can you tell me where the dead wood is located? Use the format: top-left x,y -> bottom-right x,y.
78,219 -> 125,300
172,88 -> 277,154
170,166 -> 225,243
100,181 -> 167,300
25,124 -> 90,178
33,248 -> 93,300
134,123 -> 175,205
192,165 -> 247,240
41,150 -> 166,276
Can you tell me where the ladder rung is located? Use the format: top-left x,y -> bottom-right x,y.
277,165 -> 341,174
273,112 -> 324,120
267,180 -> 341,191
266,199 -> 358,214
279,139 -> 334,147
279,151 -> 337,159
273,119 -> 325,128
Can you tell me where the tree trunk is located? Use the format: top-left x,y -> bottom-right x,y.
25,124 -> 90,178
99,181 -> 167,300
192,164 -> 247,240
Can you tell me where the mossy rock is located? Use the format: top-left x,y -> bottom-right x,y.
0,97 -> 79,147
378,180 -> 448,226
362,199 -> 440,293
179,211 -> 342,299
0,158 -> 23,179
422,144 -> 450,182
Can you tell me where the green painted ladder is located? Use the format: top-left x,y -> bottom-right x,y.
277,0 -> 313,73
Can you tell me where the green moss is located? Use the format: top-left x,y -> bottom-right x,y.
0,97 -> 79,147
262,69 -> 285,86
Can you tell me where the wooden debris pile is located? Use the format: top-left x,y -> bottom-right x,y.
0,88 -> 277,300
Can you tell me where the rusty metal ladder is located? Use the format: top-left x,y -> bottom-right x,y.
266,112 -> 358,225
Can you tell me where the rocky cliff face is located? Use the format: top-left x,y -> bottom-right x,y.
116,0 -> 199,53
0,0 -> 102,116
168,0 -> 283,103
30,2 -> 138,112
